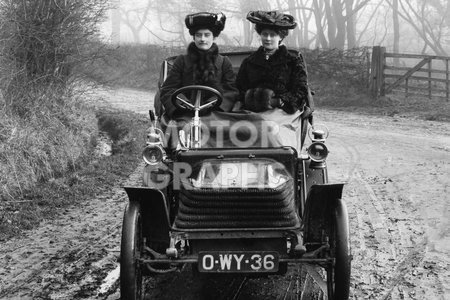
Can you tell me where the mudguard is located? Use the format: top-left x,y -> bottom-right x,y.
123,187 -> 170,245
302,184 -> 345,244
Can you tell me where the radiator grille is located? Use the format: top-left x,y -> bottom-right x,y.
174,179 -> 299,229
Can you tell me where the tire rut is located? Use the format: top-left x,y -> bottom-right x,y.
325,114 -> 449,300
0,163 -> 145,299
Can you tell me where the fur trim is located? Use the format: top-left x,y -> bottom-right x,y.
185,12 -> 226,37
187,42 -> 220,90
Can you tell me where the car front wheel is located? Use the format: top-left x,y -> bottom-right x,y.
327,199 -> 351,300
120,202 -> 144,300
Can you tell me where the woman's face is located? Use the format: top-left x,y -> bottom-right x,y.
260,29 -> 281,51
193,29 -> 215,50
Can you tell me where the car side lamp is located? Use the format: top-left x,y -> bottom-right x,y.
307,128 -> 329,168
143,116 -> 166,165
143,143 -> 166,165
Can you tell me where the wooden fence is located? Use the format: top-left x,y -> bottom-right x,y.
369,46 -> 450,101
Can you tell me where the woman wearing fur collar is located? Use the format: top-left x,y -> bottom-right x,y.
160,12 -> 238,119
236,11 -> 309,114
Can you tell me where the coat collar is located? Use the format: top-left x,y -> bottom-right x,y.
185,42 -> 222,69
247,45 -> 291,66
187,42 -> 219,61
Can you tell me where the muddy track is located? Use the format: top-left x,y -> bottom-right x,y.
0,162 -> 144,299
0,87 -> 448,299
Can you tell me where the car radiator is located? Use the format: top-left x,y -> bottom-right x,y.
174,179 -> 299,229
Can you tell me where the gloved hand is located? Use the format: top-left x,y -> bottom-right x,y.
244,88 -> 277,112
269,96 -> 282,108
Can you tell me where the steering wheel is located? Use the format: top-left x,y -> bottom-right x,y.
171,85 -> 222,113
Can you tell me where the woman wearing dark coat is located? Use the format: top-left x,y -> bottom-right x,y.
235,11 -> 310,254
159,12 -> 238,119
236,11 -> 309,114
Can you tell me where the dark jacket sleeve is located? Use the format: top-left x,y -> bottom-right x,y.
159,55 -> 184,118
219,56 -> 239,112
278,53 -> 309,114
235,58 -> 250,103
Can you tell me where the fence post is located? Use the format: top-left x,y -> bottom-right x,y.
366,51 -> 371,89
446,59 -> 449,102
369,46 -> 379,96
370,46 -> 385,97
428,60 -> 432,99
379,47 -> 386,96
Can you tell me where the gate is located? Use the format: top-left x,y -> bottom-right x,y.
369,46 -> 450,101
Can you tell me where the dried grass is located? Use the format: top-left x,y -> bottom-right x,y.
0,0 -> 107,200
0,89 -> 97,200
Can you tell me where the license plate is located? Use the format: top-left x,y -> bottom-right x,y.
198,251 -> 279,273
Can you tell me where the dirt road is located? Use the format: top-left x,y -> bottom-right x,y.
0,87 -> 448,299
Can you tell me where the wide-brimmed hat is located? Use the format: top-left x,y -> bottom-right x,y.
185,12 -> 226,37
246,11 -> 297,30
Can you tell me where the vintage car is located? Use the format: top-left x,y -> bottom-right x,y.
119,51 -> 351,299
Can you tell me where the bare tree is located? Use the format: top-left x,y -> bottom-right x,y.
392,0 -> 400,65
119,1 -> 152,43
236,0 -> 271,46
346,0 -> 356,48
353,0 -> 384,46
299,1 -> 316,48
311,0 -> 370,49
313,0 -> 329,48
388,0 -> 449,56
0,0 -> 108,84
282,0 -> 315,48
111,0 -> 121,44
0,0 -> 109,113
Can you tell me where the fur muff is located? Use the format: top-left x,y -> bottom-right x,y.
244,88 -> 275,112
236,45 -> 309,114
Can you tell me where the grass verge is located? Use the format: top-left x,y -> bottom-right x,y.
0,108 -> 149,241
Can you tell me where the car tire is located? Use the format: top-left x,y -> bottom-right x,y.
327,199 -> 351,300
120,202 -> 144,300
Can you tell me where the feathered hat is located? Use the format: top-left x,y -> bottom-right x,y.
246,11 -> 297,30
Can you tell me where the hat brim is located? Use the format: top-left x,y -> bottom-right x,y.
247,11 -> 297,30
